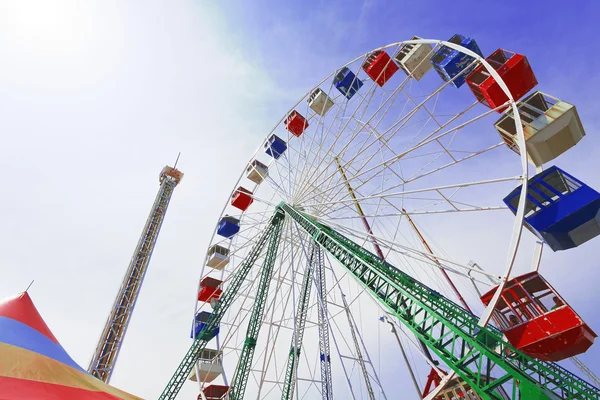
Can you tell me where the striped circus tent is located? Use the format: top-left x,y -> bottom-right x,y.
0,292 -> 142,400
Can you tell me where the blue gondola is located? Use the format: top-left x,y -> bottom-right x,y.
191,311 -> 220,341
430,34 -> 483,88
217,215 -> 240,238
333,67 -> 363,100
504,166 -> 600,251
264,134 -> 287,159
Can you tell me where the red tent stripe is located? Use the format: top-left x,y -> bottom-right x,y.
0,343 -> 141,400
0,293 -> 58,343
0,376 -> 123,400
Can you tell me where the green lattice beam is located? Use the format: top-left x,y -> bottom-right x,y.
279,202 -> 599,400
159,211 -> 284,400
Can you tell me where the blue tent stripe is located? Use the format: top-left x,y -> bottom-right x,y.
0,316 -> 86,373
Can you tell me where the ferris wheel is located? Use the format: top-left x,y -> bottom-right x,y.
162,36 -> 600,400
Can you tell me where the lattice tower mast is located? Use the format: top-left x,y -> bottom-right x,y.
88,165 -> 183,382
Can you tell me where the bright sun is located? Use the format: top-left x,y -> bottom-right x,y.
0,0 -> 95,58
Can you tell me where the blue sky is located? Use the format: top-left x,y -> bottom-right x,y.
222,0 -> 600,124
1,0 -> 600,398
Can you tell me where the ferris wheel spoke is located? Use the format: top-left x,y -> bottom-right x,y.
349,117 -> 411,180
310,155 -> 400,215
269,152 -> 295,199
309,95 -> 482,201
310,215 -> 499,283
289,124 -> 326,204
294,70 -> 414,199
323,285 -> 379,400
264,175 -> 291,201
298,101 -> 494,206
397,100 -> 509,156
307,160 -> 406,228
317,85 -> 424,190
289,90 -> 359,201
369,77 -> 415,130
308,176 -> 521,214
319,203 -> 504,221
299,71 -> 474,198
287,87 -> 351,204
402,142 -> 505,186
307,148 -> 512,235
231,209 -> 279,227
294,177 -> 504,296
402,76 -> 447,132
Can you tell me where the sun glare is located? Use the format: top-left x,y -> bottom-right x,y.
1,0 -> 94,57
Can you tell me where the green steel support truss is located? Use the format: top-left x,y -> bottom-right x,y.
281,242 -> 316,400
279,202 -> 600,400
315,243 -> 333,399
159,211 -> 285,400
229,217 -> 284,400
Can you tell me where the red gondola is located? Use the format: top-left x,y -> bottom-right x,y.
284,110 -> 309,137
466,49 -> 537,112
198,277 -> 223,303
199,384 -> 229,400
362,50 -> 399,87
422,368 -> 473,399
481,272 -> 596,361
422,368 -> 509,399
231,186 -> 253,211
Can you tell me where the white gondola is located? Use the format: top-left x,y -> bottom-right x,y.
205,244 -> 229,270
308,88 -> 334,116
494,91 -> 585,167
246,159 -> 269,184
437,378 -> 477,400
394,36 -> 434,81
188,348 -> 224,383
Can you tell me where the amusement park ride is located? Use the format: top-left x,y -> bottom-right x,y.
88,164 -> 183,383
93,35 -> 600,399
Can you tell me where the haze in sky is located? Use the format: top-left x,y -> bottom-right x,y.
1,0 -> 599,398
